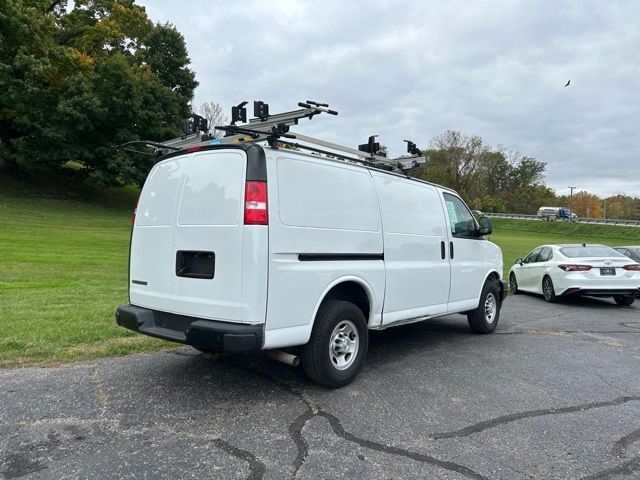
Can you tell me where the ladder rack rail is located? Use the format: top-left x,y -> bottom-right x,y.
116,100 -> 426,174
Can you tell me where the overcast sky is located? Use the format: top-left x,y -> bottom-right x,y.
139,0 -> 640,197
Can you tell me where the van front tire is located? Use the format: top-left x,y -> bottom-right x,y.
467,280 -> 500,334
302,300 -> 368,388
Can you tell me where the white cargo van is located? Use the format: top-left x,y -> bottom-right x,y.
116,143 -> 506,387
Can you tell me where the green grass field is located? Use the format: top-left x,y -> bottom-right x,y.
0,194 -> 173,367
1,190 -> 639,367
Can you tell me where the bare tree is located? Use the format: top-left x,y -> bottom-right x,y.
195,102 -> 228,138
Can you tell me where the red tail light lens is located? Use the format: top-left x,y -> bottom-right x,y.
132,193 -> 140,225
558,264 -> 592,271
244,181 -> 268,225
623,264 -> 640,271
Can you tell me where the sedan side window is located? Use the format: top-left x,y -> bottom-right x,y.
443,193 -> 477,238
539,247 -> 553,262
524,248 -> 542,264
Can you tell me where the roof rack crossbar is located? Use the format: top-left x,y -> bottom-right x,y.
120,100 -> 426,174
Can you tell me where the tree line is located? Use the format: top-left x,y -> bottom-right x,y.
2,2 -> 638,220
413,130 -> 640,220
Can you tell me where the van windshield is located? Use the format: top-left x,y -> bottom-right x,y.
560,246 -> 625,258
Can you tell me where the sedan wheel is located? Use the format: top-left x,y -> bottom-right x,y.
614,295 -> 635,307
509,272 -> 519,295
542,276 -> 557,303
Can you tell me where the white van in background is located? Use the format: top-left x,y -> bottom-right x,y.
116,143 -> 506,387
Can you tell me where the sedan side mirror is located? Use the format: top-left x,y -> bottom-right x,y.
478,216 -> 492,236
514,258 -> 524,266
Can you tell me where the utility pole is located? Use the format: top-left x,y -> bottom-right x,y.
603,197 -> 607,219
568,186 -> 576,220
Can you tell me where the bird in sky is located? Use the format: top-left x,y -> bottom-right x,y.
564,80 -> 571,87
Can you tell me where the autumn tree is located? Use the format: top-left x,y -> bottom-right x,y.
604,195 -> 639,220
570,191 -> 602,218
0,0 -> 198,186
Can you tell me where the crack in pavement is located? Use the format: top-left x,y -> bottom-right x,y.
612,427 -> 640,458
287,409 -> 315,476
317,411 -> 489,480
430,395 -> 640,440
233,361 -> 488,480
212,438 -> 266,480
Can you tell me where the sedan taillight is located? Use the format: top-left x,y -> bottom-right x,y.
623,264 -> 640,271
558,264 -> 592,271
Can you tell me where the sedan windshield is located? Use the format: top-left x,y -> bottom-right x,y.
560,246 -> 625,258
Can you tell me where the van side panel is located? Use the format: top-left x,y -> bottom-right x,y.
372,174 -> 450,324
264,154 -> 385,348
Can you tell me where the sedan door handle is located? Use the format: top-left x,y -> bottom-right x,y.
441,241 -> 446,259
450,241 -> 454,259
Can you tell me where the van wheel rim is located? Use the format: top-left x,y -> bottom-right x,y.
484,293 -> 497,324
329,320 -> 359,371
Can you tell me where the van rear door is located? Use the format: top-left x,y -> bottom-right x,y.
171,151 -> 246,321
130,149 -> 253,323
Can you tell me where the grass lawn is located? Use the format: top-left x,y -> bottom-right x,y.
0,194 -> 174,367
1,187 -> 639,367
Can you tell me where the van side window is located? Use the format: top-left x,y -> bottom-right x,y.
443,193 -> 477,238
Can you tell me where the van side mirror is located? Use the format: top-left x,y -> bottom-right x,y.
478,216 -> 492,236
514,258 -> 523,266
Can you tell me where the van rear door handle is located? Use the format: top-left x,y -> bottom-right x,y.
440,241 -> 446,259
450,241 -> 454,259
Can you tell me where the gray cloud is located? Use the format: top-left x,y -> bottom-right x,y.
140,0 -> 640,196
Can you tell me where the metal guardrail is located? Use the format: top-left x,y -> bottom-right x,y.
485,212 -> 640,227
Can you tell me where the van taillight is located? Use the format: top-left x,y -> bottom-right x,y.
244,181 -> 268,225
132,194 -> 140,225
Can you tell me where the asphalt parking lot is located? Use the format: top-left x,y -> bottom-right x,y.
2,294 -> 640,480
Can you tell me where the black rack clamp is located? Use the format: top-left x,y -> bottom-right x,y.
358,135 -> 380,156
183,114 -> 209,136
254,101 -> 270,121
231,101 -> 248,125
404,140 -> 422,156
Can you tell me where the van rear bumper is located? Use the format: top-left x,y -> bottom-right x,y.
115,304 -> 263,352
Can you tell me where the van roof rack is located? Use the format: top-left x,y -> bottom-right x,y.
117,100 -> 426,174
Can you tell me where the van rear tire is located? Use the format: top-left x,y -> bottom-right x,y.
302,300 -> 368,388
467,280 -> 500,334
